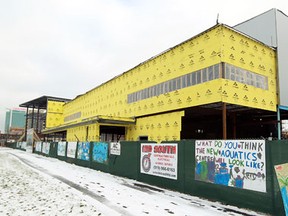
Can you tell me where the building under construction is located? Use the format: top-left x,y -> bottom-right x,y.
20,9 -> 288,143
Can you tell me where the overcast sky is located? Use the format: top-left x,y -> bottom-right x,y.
0,0 -> 287,132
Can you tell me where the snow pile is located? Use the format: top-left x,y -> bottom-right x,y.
0,152 -> 104,215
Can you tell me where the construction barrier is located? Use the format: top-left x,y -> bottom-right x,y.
5,139 -> 288,215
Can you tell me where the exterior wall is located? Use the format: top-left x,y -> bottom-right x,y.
61,25 -> 277,142
220,27 -> 277,111
234,8 -> 288,107
66,123 -> 99,142
127,111 -> 184,142
46,100 -> 65,128
276,11 -> 288,107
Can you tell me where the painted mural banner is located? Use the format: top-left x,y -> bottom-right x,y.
41,142 -> 50,155
110,142 -> 121,155
92,142 -> 108,164
274,163 -> 288,215
77,142 -> 90,161
57,141 -> 66,157
67,142 -> 77,158
195,140 -> 266,192
35,141 -> 42,152
140,143 -> 178,180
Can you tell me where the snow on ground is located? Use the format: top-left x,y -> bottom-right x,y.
0,147 -> 269,216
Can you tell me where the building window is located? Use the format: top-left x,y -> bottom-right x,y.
128,64 -> 221,103
224,63 -> 268,90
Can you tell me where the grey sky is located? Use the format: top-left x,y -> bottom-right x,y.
0,0 -> 287,132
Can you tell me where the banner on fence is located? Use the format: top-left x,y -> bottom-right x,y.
35,141 -> 42,152
67,142 -> 77,158
57,142 -> 66,157
42,142 -> 50,155
77,142 -> 90,161
140,143 -> 178,180
275,163 -> 288,215
92,142 -> 108,164
195,140 -> 266,192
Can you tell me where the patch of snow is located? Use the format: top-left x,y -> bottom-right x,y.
0,148 -> 269,216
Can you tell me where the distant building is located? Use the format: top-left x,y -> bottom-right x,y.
19,96 -> 71,141
5,108 -> 26,134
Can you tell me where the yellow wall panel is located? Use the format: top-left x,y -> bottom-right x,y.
66,123 -> 100,142
127,111 -> 184,142
221,27 -> 277,82
46,100 -> 65,128
221,79 -> 277,111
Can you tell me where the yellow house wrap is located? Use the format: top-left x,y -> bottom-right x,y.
42,24 -> 277,142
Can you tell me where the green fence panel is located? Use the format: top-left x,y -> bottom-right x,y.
267,140 -> 288,216
90,141 -> 110,173
6,142 -> 17,149
109,141 -> 140,180
49,142 -> 58,158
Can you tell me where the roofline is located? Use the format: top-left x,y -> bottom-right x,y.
234,8 -> 276,28
19,95 -> 71,108
234,8 -> 288,28
42,115 -> 135,134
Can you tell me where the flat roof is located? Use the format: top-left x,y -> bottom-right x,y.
19,96 -> 71,109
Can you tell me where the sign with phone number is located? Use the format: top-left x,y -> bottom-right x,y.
140,143 -> 178,180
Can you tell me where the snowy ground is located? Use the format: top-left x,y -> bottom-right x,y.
0,147 -> 269,216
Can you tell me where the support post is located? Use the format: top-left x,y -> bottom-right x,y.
31,106 -> 35,129
36,107 -> 40,133
24,106 -> 29,141
222,102 -> 227,139
277,106 -> 281,140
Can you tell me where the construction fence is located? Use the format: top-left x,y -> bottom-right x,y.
6,139 -> 288,216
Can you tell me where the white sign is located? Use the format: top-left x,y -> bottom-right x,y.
35,142 -> 42,152
42,142 -> 50,155
195,140 -> 266,193
67,142 -> 77,158
110,142 -> 121,155
140,143 -> 178,180
57,142 -> 66,156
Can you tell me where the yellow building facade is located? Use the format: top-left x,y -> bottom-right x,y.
43,24 -> 277,142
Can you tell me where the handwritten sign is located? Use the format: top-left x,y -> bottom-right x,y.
195,140 -> 266,192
